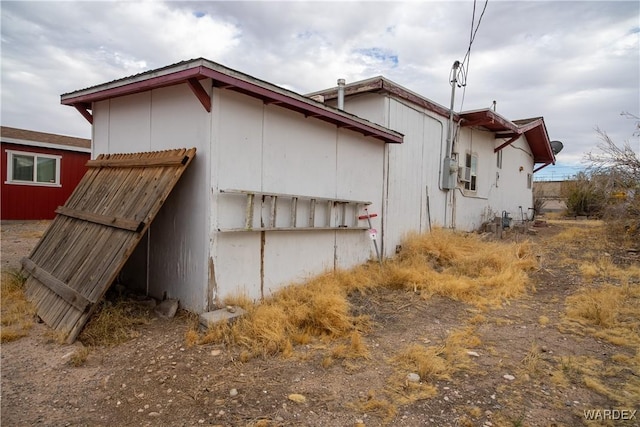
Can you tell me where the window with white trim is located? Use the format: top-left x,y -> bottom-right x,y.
462,153 -> 478,192
5,150 -> 61,186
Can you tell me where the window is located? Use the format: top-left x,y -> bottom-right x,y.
5,150 -> 61,186
527,173 -> 532,189
463,153 -> 478,192
496,150 -> 503,169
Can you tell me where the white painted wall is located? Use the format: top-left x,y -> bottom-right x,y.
92,83 -> 212,312
451,127 -> 535,230
339,92 -> 536,238
338,94 -> 448,255
210,88 -> 385,304
488,136 -> 536,223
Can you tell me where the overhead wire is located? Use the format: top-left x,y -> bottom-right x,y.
457,0 -> 489,112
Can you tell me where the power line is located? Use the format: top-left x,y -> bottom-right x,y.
457,0 -> 489,112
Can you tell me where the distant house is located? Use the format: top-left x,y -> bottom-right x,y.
1,126 -> 91,220
533,180 -> 569,213
309,77 -> 557,254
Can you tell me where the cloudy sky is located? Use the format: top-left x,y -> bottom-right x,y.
1,1 -> 638,179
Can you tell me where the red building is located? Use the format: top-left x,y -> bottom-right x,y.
1,126 -> 91,220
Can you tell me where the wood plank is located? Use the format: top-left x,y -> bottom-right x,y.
55,206 -> 144,232
309,199 -> 316,228
269,196 -> 277,228
245,193 -> 254,230
23,147 -> 197,343
86,154 -> 190,168
218,226 -> 369,232
187,78 -> 212,112
21,258 -> 91,313
290,197 -> 298,227
220,188 -> 371,205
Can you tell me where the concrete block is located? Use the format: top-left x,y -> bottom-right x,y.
199,306 -> 247,328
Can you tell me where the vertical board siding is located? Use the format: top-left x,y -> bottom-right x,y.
211,89 -> 386,302
94,84 -> 212,312
1,143 -> 89,220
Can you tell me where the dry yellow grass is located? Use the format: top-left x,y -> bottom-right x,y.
67,346 -> 91,367
194,228 -> 537,361
565,283 -> 640,347
520,342 -> 542,374
375,229 -> 538,308
0,270 -> 35,343
538,315 -> 550,326
549,221 -> 640,407
79,300 -> 152,346
330,331 -> 370,360
350,390 -> 398,424
545,221 -> 607,261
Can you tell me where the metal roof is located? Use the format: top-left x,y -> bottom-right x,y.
60,58 -> 403,145
1,126 -> 91,152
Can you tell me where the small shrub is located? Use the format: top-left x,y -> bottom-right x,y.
562,173 -> 606,217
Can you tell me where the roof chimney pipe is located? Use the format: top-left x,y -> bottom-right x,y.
337,78 -> 346,110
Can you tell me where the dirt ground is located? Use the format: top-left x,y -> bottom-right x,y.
1,220 -> 638,427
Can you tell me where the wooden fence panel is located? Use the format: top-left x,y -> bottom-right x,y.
22,148 -> 196,343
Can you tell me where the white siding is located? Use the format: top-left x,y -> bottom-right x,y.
92,81 -> 388,309
488,136 -> 536,222
340,96 -> 447,255
210,89 -> 385,303
335,129 -> 384,267
92,83 -> 212,312
340,92 -> 538,235
452,127 -> 493,230
452,128 -> 536,230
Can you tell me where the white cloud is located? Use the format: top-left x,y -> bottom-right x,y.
1,0 -> 638,172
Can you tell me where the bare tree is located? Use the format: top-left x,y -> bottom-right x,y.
620,111 -> 640,136
585,127 -> 640,189
582,126 -> 640,247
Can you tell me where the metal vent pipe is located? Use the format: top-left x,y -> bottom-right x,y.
337,78 -> 346,110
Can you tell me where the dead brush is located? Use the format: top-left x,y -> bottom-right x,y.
559,354 -> 640,407
330,330 -> 370,360
566,282 -> 640,348
389,326 -> 479,384
67,346 -> 91,367
79,299 -> 153,346
546,221 -> 608,256
391,344 -> 452,381
0,270 -> 35,343
376,229 -> 537,308
349,390 -> 398,424
192,228 -> 535,359
520,342 -> 542,374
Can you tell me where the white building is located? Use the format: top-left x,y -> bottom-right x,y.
309,77 -> 556,256
60,58 -> 556,312
61,59 -> 401,311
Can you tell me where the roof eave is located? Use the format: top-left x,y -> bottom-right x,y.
307,77 -> 453,119
520,118 -> 556,165
61,60 -> 403,145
